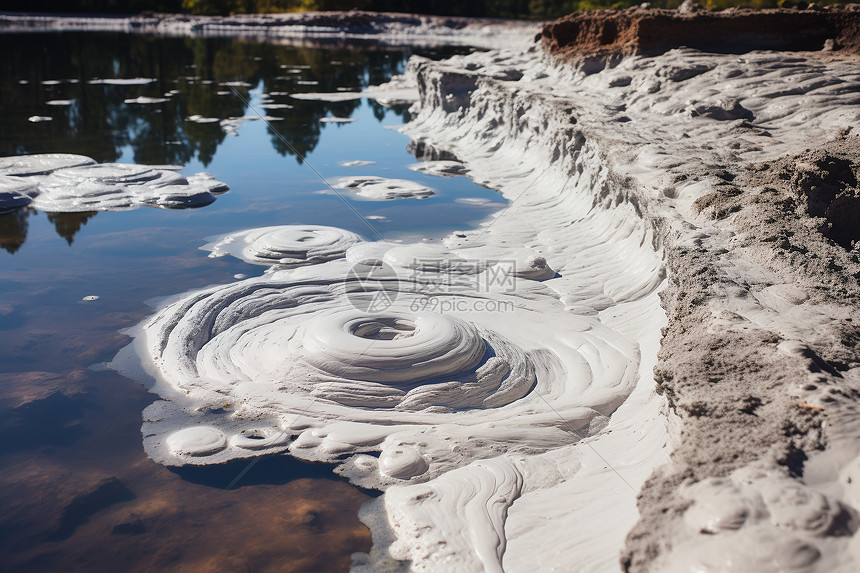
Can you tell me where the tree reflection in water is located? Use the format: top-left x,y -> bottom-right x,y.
0,32 -> 461,248
0,209 -> 29,253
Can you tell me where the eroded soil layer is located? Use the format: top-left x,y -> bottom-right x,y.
541,5 -> 860,58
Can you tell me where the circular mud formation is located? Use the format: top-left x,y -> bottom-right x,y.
123,227 -> 638,490
203,224 -> 364,267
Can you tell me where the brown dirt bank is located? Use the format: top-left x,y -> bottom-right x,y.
623,134 -> 860,571
541,4 -> 860,58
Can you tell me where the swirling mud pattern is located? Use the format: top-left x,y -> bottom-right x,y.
123,232 -> 640,486
112,74 -> 665,565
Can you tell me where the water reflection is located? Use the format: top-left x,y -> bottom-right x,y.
47,211 -> 98,244
0,33 -> 475,252
0,209 -> 99,252
0,32 -> 432,166
0,208 -> 28,253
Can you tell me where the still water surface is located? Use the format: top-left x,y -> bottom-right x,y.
0,32 -> 503,571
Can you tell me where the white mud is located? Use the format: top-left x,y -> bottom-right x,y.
327,175 -> 435,200
353,36 -> 859,573
123,96 -> 169,104
320,116 -> 355,123
89,77 -> 156,85
0,154 -> 229,212
0,175 -> 37,213
409,160 -> 468,178
100,13 -> 860,573
390,28 -> 859,573
220,114 -> 284,136
291,75 -> 421,107
113,34 -> 666,573
202,225 -> 364,268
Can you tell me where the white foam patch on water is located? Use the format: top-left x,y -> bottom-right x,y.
290,91 -> 362,102
340,160 -> 375,167
186,115 -> 220,124
220,114 -> 283,136
27,115 -> 52,122
0,154 -> 229,212
186,114 -> 220,124
46,99 -> 73,106
166,426 -> 228,456
289,76 -> 418,107
409,160 -> 468,177
328,175 -> 435,200
203,224 -> 364,268
124,96 -> 168,104
454,197 -> 506,208
89,77 -> 156,85
320,117 -> 355,123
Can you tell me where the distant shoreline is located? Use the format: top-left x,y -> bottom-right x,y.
0,10 -> 541,49
5,6 -> 859,56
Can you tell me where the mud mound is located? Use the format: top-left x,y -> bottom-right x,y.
784,148 -> 860,249
541,4 -> 860,58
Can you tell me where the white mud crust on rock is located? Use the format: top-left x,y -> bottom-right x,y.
412,21 -> 860,573
0,154 -> 229,212
354,32 -> 860,573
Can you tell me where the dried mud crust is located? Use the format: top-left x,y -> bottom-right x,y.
541,4 -> 860,58
623,136 -> 860,572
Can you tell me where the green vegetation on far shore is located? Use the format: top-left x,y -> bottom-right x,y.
0,0 -> 853,20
